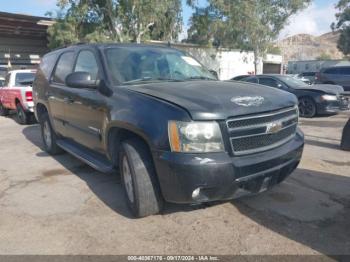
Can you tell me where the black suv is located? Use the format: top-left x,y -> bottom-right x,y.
33,44 -> 304,217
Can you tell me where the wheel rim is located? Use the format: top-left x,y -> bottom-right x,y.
122,156 -> 134,203
299,99 -> 315,117
43,121 -> 52,149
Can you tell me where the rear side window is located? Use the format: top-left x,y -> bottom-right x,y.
4,73 -> 10,86
52,52 -> 75,84
74,50 -> 99,81
338,67 -> 350,75
40,53 -> 58,79
259,77 -> 278,88
324,68 -> 338,74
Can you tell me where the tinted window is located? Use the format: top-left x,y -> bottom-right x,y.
301,72 -> 315,76
4,73 -> 10,86
244,77 -> 258,83
338,67 -> 350,75
40,53 -> 58,79
52,52 -> 74,84
259,77 -> 279,88
324,68 -> 338,74
15,73 -> 35,86
0,79 -> 4,87
74,50 -> 99,81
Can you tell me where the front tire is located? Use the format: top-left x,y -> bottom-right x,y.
39,113 -> 63,155
299,97 -> 316,118
119,138 -> 163,217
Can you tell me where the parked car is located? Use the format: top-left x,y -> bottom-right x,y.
298,72 -> 317,84
239,74 -> 349,118
0,69 -> 36,124
290,74 -> 311,85
33,44 -> 304,217
231,75 -> 250,81
315,66 -> 350,91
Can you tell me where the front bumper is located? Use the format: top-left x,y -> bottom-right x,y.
317,99 -> 349,114
153,129 -> 304,204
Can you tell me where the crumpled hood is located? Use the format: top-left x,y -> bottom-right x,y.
295,84 -> 344,95
123,80 -> 297,120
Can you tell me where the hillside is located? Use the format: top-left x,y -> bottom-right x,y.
277,32 -> 344,62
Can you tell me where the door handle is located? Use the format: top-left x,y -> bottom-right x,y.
63,97 -> 74,104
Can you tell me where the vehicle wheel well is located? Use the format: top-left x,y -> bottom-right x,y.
36,103 -> 48,122
108,128 -> 151,168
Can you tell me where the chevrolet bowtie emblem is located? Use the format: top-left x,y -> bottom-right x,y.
266,121 -> 283,134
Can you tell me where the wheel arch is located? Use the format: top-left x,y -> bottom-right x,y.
35,102 -> 49,121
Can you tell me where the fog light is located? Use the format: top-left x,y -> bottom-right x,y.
192,188 -> 201,199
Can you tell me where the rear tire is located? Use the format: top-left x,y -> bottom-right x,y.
299,97 -> 316,118
39,112 -> 63,155
0,102 -> 9,116
16,103 -> 29,124
119,138 -> 163,217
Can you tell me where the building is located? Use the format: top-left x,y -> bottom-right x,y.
0,12 -> 53,77
288,59 -> 350,74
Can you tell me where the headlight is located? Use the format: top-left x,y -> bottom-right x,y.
168,121 -> 224,152
321,95 -> 337,101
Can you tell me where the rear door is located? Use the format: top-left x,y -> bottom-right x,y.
337,67 -> 350,91
63,49 -> 107,153
0,73 -> 11,108
48,51 -> 76,136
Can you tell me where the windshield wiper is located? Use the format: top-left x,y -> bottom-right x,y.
122,77 -> 183,84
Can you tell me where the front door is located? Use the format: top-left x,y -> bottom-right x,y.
63,49 -> 107,153
47,51 -> 76,136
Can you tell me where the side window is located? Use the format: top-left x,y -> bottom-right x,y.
338,67 -> 350,75
52,52 -> 75,84
259,77 -> 279,88
40,53 -> 58,79
324,68 -> 338,74
74,50 -> 99,81
244,77 -> 258,83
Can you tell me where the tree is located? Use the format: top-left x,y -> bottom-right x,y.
187,0 -> 310,73
316,52 -> 332,60
332,0 -> 350,55
47,0 -> 182,49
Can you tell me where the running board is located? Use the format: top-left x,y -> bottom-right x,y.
56,139 -> 115,174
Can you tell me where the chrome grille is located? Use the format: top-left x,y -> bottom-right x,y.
226,107 -> 298,155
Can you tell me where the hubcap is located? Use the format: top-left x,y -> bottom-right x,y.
43,121 -> 52,148
122,156 -> 134,203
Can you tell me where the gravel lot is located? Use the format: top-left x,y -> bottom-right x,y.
0,111 -> 349,256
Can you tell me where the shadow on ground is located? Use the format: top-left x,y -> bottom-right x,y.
234,168 -> 350,256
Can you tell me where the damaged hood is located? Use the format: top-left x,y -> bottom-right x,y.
123,80 -> 297,120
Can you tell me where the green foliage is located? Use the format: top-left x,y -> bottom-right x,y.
316,52 -> 332,60
186,0 -> 310,71
47,0 -> 182,49
332,0 -> 350,55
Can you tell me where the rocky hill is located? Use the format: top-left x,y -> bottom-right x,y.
277,32 -> 344,62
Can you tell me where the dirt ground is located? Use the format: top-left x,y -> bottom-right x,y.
0,111 -> 349,256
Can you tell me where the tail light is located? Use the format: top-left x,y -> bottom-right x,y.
25,91 -> 33,102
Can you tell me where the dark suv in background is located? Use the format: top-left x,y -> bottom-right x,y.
316,66 -> 350,91
33,43 -> 304,217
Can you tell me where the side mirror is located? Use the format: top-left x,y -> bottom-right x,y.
209,69 -> 219,80
66,72 -> 98,89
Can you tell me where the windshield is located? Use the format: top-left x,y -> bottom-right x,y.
279,75 -> 309,88
105,47 -> 216,85
15,73 -> 35,86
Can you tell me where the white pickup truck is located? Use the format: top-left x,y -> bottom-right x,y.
0,69 -> 36,124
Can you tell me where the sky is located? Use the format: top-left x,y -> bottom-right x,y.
0,0 -> 339,39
